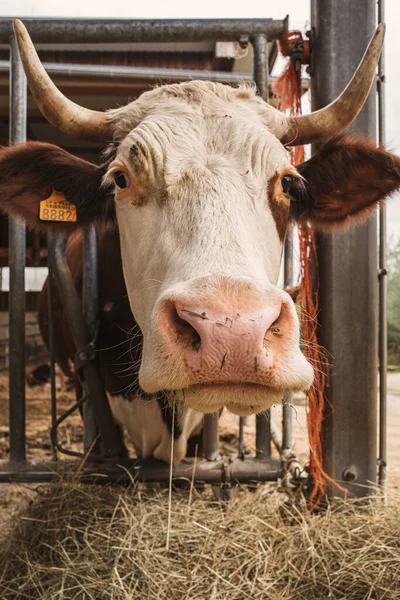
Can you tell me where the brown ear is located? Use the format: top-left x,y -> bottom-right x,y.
0,141 -> 114,232
292,134 -> 400,230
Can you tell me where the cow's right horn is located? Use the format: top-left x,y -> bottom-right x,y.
280,24 -> 385,146
13,19 -> 114,142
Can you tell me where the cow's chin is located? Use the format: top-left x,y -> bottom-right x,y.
176,383 -> 285,415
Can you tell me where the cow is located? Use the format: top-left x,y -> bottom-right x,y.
37,226 -> 206,461
1,20 -> 399,462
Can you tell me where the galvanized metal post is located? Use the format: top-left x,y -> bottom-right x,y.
47,259 -> 58,460
82,225 -> 100,453
283,227 -> 294,452
47,233 -> 124,458
252,34 -> 268,100
238,417 -> 245,458
203,413 -> 219,461
253,33 -> 271,460
311,0 -> 378,496
8,35 -> 26,463
377,0 -> 387,495
256,411 -> 271,460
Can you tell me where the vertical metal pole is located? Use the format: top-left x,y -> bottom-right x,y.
8,36 -> 26,462
238,417 -> 245,458
311,0 -> 378,496
82,225 -> 99,453
377,0 -> 387,494
256,411 -> 271,460
203,412 -> 219,461
47,259 -> 58,460
47,233 -> 124,458
252,33 -> 268,99
283,227 -> 294,452
253,32 -> 271,459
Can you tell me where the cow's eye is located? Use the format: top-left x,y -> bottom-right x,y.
281,175 -> 293,194
114,171 -> 129,189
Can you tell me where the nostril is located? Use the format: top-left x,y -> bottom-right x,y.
264,302 -> 289,342
171,304 -> 202,351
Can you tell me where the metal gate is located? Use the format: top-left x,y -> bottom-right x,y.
0,12 -> 387,497
0,17 -> 302,490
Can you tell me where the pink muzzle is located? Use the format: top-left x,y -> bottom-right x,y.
158,298 -> 291,385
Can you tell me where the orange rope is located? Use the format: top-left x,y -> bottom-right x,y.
297,227 -> 347,506
273,30 -> 347,507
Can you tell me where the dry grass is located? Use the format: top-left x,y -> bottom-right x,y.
1,482 -> 400,600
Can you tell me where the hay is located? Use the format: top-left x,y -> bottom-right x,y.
1,483 -> 400,600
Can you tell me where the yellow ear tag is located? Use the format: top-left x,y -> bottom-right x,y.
39,190 -> 77,222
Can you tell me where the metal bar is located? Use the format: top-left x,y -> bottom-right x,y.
0,457 -> 282,485
47,232 -> 124,458
0,60 -> 252,82
284,226 -> 294,291
0,18 -> 287,44
252,33 -> 269,101
255,411 -> 271,460
8,35 -> 27,463
377,0 -> 387,494
253,32 -> 272,460
311,0 -> 378,497
82,225 -> 99,454
47,258 -> 57,460
203,413 -> 219,461
0,60 -> 309,89
282,403 -> 293,453
283,226 -> 294,452
0,60 -> 242,83
238,417 -> 245,458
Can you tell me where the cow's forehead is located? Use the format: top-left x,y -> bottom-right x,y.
113,85 -> 292,183
108,81 -> 289,143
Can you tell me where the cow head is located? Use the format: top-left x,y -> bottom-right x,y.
1,20 -> 399,415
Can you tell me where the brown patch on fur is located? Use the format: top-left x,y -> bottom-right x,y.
295,134 -> 400,230
286,285 -> 300,303
0,142 -> 114,233
235,89 -> 253,100
38,226 -> 140,396
267,169 -> 295,241
129,140 -> 149,167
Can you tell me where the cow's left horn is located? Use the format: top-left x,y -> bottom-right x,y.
12,19 -> 114,142
280,24 -> 385,146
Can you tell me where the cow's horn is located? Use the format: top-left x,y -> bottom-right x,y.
280,24 -> 385,146
12,19 -> 114,142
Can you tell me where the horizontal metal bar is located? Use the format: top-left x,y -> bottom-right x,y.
0,59 -> 250,83
0,60 -> 309,91
0,18 -> 287,45
0,457 -> 282,484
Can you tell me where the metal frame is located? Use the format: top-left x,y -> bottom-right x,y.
0,60 -> 310,88
8,36 -> 26,464
311,0 -> 381,497
377,0 -> 387,496
3,16 -> 302,490
0,18 -> 287,44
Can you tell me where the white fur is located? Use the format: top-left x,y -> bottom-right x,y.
104,82 -> 313,415
108,394 -> 203,463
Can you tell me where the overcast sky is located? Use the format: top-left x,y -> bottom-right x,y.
1,0 -> 400,239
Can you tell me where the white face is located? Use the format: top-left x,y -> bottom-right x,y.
105,82 -> 313,415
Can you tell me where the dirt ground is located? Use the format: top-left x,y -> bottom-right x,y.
385,372 -> 400,488
0,372 -> 399,528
